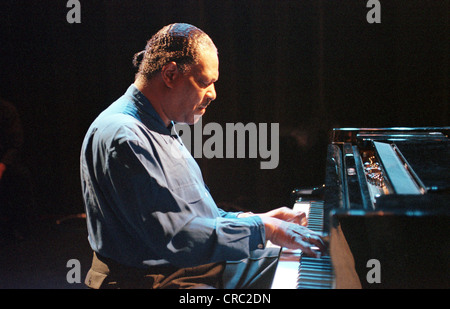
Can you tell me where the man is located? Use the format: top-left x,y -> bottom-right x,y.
80,23 -> 325,289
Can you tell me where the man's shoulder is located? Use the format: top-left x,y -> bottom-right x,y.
92,96 -> 141,128
91,113 -> 145,143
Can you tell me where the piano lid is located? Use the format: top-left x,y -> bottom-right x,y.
332,127 -> 450,144
394,140 -> 450,193
332,127 -> 450,193
373,141 -> 424,195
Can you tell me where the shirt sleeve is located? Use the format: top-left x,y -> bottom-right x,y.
96,125 -> 266,268
218,208 -> 242,219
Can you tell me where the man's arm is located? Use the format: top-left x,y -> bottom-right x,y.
237,207 -> 326,258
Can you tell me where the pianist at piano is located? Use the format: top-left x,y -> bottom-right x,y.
80,23 -> 327,289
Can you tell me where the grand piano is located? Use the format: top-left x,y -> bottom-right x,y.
271,127 -> 450,289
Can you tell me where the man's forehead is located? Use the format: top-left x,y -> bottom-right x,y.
196,50 -> 219,80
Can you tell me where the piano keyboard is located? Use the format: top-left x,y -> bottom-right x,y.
271,201 -> 335,289
297,201 -> 334,289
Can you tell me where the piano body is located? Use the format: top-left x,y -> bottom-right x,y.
272,127 -> 450,289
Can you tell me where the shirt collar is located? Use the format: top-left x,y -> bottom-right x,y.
125,84 -> 173,135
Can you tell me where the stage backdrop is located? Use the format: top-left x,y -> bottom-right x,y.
0,1 -> 448,215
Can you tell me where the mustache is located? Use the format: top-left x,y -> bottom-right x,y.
200,99 -> 212,108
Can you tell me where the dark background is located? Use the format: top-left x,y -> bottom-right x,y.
1,0 -> 448,216
0,0 -> 448,288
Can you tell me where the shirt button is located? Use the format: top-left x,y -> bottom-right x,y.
257,244 -> 264,249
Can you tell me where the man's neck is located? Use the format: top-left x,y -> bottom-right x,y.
134,77 -> 171,127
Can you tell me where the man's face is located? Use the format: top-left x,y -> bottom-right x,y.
171,49 -> 219,125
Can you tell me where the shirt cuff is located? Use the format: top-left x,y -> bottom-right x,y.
239,216 -> 266,251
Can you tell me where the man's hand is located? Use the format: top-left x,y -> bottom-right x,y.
259,206 -> 308,226
238,206 -> 307,225
238,206 -> 326,257
261,216 -> 326,258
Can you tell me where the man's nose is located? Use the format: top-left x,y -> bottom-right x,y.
207,84 -> 216,101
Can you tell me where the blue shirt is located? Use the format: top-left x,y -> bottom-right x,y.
80,84 -> 266,269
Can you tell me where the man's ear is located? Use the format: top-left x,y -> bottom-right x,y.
161,62 -> 179,88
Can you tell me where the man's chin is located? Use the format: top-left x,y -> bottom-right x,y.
175,114 -> 202,126
193,113 -> 203,124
